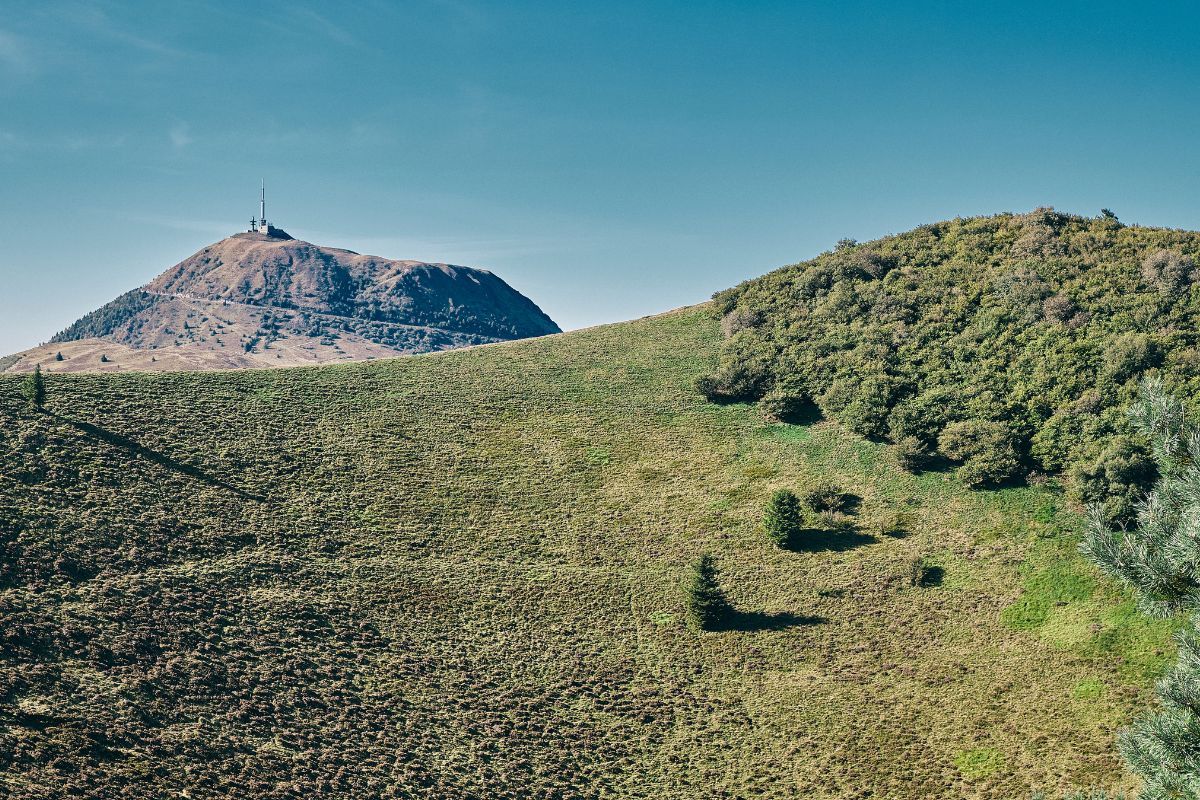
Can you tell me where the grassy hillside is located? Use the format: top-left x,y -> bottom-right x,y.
0,308 -> 1176,799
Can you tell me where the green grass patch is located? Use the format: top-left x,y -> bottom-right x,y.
1002,538 -> 1097,630
953,747 -> 1006,780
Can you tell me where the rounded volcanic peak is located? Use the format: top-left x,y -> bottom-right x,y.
142,232 -> 560,339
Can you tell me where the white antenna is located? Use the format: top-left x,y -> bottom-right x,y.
260,180 -> 266,228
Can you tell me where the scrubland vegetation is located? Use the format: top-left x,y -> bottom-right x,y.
0,307 -> 1175,798
701,210 -> 1200,525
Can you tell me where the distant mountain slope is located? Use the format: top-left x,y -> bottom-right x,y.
0,307 -> 1169,799
3,228 -> 560,373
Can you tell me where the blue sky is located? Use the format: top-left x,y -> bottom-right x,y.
2,1 -> 1199,353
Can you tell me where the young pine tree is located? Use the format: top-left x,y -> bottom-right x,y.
22,364 -> 46,411
1081,376 -> 1200,798
684,554 -> 728,631
764,488 -> 804,547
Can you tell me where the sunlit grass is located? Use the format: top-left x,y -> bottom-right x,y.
0,306 -> 1173,798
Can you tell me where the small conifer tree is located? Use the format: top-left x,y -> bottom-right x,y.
22,364 -> 45,411
684,554 -> 727,631
1081,376 -> 1200,798
764,488 -> 803,547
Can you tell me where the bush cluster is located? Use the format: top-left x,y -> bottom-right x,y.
700,210 -> 1200,518
802,482 -> 846,513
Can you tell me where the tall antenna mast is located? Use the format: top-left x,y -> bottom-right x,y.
260,180 -> 266,227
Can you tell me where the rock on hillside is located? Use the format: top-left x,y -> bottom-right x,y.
3,227 -> 560,373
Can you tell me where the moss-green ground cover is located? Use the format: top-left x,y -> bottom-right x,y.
0,307 -> 1172,798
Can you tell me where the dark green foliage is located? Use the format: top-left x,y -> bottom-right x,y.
1068,435 -> 1155,526
887,388 -> 955,447
758,389 -> 814,423
803,482 -> 846,513
1103,333 -> 1161,384
1083,379 -> 1200,615
894,435 -> 932,471
684,554 -> 728,630
817,374 -> 895,438
53,351 -> 63,361
1081,378 -> 1200,798
22,364 -> 45,410
701,210 -> 1200,502
50,289 -> 162,342
763,489 -> 803,547
938,420 -> 1022,488
694,337 -> 774,402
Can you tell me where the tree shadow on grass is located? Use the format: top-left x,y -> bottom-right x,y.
771,403 -> 823,426
908,452 -> 956,475
785,527 -> 876,553
837,493 -> 863,515
714,610 -> 827,632
916,565 -> 945,588
55,415 -> 266,502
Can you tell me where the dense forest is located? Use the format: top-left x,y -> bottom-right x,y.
700,210 -> 1200,522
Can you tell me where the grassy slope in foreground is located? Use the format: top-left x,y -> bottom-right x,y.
0,307 -> 1176,799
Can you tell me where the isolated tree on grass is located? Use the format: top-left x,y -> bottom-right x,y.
684,554 -> 728,631
22,364 -> 45,411
1081,376 -> 1200,798
764,488 -> 803,547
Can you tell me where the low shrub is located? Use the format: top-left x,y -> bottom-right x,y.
938,421 -> 1022,488
1067,435 -> 1155,526
894,436 -> 931,471
803,482 -> 846,513
758,390 -> 813,423
907,556 -> 930,587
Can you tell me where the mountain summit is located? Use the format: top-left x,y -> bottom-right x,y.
3,228 -> 560,373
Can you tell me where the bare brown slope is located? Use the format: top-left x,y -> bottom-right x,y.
141,231 -> 560,339
4,229 -> 560,374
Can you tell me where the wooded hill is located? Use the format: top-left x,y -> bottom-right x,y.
702,210 -> 1200,524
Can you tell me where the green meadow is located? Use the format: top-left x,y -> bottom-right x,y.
0,307 -> 1174,799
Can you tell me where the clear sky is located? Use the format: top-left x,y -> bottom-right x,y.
2,1 -> 1199,353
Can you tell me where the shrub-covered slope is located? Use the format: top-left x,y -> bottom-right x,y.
703,210 -> 1200,522
0,308 -> 1173,799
